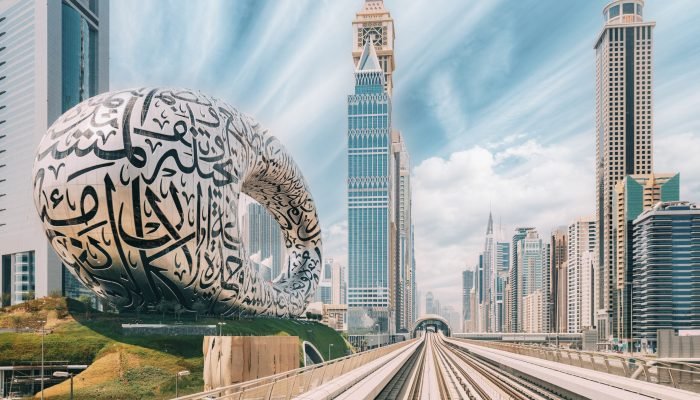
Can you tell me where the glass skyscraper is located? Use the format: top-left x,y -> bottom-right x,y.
243,202 -> 285,281
347,39 -> 392,333
0,0 -> 109,306
632,202 -> 700,350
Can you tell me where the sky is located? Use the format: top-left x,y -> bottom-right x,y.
110,0 -> 700,314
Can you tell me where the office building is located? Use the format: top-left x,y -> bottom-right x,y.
0,0 -> 109,305
568,217 -> 597,333
315,259 -> 333,304
482,213 -> 494,332
391,130 -> 412,331
614,173 -> 679,341
425,291 -> 434,316
347,36 -> 393,332
494,241 -> 510,332
632,202 -> 700,349
523,290 -> 544,334
541,242 -> 552,333
329,259 -> 346,305
462,269 -> 474,331
347,0 -> 407,335
242,202 -> 285,281
594,0 -> 655,339
509,227 -> 534,332
516,229 -> 542,332
550,228 -> 568,333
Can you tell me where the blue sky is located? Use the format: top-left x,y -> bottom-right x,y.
111,0 -> 700,312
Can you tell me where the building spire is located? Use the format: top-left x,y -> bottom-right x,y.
486,211 -> 493,235
356,38 -> 382,72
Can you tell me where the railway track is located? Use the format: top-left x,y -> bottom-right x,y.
182,331 -> 700,399
416,333 -> 563,400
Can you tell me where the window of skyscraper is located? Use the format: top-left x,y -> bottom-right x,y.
609,5 -> 620,19
622,3 -> 635,15
62,4 -> 97,112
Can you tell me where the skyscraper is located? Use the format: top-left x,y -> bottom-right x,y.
462,269 -> 474,331
614,173 -> 679,341
242,202 -> 285,281
550,228 -> 568,333
347,38 -> 392,332
352,0 -> 395,95
425,291 -> 434,315
316,259 -> 333,304
632,202 -> 700,350
482,213 -> 494,331
330,259 -> 346,305
494,241 -> 510,332
0,0 -> 109,305
595,0 -> 655,340
509,227 -> 534,332
517,230 -> 544,332
347,0 -> 409,335
567,217 -> 597,333
392,130 -> 412,331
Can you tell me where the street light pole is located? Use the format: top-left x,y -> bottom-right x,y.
53,372 -> 73,400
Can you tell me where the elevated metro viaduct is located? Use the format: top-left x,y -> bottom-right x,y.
412,314 -> 451,338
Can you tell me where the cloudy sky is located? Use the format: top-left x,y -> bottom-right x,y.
111,0 -> 700,313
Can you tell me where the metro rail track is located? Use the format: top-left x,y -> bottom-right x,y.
419,332 -> 563,400
383,332 -> 700,400
185,331 -> 700,399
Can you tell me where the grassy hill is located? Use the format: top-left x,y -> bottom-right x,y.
0,297 -> 351,399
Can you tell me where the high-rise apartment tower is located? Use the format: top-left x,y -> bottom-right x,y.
594,0 -> 655,339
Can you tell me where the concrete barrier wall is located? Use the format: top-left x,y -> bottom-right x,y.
658,330 -> 700,358
203,336 -> 300,390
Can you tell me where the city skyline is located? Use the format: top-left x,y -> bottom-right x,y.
102,0 -> 700,313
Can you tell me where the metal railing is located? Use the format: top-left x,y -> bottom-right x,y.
174,340 -> 415,400
454,339 -> 700,392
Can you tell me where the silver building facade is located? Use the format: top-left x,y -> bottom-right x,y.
0,0 -> 109,305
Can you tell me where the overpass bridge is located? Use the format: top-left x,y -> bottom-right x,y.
175,333 -> 700,399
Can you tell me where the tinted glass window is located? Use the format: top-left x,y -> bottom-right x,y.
637,4 -> 643,16
623,3 -> 635,14
609,5 -> 620,18
62,4 -> 94,111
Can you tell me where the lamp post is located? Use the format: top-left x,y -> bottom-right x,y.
217,321 -> 226,336
175,370 -> 190,398
53,372 -> 73,400
328,343 -> 334,361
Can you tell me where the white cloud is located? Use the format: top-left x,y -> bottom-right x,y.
656,132 -> 700,202
412,133 -> 594,312
322,220 -> 348,263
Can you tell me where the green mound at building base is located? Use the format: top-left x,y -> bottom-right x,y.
0,297 -> 351,399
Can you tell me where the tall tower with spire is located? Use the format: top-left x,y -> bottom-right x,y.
481,213 -> 494,331
347,38 -> 393,333
352,0 -> 396,96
